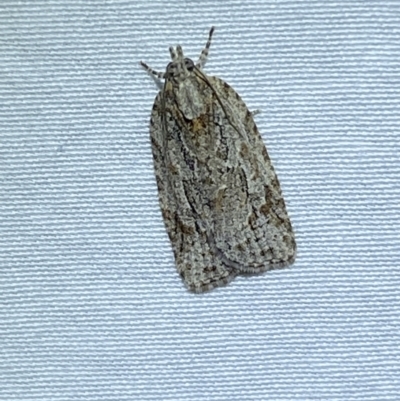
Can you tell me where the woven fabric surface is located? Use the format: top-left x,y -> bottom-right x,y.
1,1 -> 399,400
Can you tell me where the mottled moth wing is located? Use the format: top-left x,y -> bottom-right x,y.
205,76 -> 296,271
150,93 -> 238,293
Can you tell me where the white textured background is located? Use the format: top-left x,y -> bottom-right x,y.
1,1 -> 399,400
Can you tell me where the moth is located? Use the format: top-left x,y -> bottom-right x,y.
141,27 -> 296,293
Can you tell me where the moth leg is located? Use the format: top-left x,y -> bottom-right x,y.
252,109 -> 261,117
196,26 -> 215,69
140,60 -> 164,90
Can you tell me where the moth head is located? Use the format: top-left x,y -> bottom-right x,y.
165,45 -> 195,82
